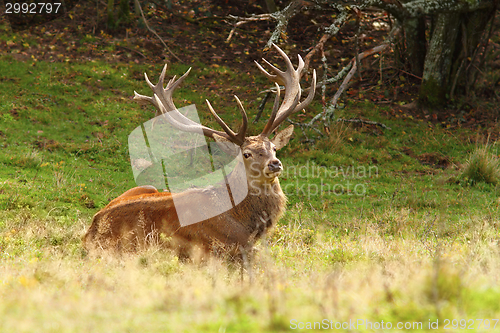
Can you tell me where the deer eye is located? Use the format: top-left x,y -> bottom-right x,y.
243,153 -> 251,159
273,147 -> 277,152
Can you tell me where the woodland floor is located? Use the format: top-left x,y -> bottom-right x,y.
1,0 -> 499,131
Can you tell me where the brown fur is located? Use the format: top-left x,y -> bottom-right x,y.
83,134 -> 289,258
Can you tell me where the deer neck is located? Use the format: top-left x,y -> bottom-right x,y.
247,176 -> 282,196
226,156 -> 285,200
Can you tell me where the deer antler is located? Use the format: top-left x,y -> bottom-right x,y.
134,45 -> 315,144
133,64 -> 248,145
257,44 -> 317,136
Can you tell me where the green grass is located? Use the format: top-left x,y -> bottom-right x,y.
460,145 -> 500,185
2,49 -> 500,332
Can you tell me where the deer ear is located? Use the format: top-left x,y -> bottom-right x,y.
213,134 -> 240,157
271,125 -> 294,150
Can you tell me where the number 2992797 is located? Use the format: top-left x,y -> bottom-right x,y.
5,3 -> 62,14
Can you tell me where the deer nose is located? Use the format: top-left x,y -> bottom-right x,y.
268,160 -> 282,172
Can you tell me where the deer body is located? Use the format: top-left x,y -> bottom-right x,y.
84,135 -> 288,256
84,179 -> 286,256
83,45 -> 316,257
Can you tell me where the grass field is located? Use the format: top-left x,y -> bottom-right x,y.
2,33 -> 500,332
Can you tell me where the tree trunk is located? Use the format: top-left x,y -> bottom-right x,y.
402,16 -> 427,77
419,12 -> 461,108
449,8 -> 495,99
265,0 -> 278,13
118,0 -> 131,24
418,7 -> 495,108
107,0 -> 116,28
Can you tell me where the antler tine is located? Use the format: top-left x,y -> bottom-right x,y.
261,82 -> 281,136
205,99 -> 238,143
144,72 -> 156,90
293,69 -> 316,114
273,43 -> 305,76
258,43 -> 316,136
154,95 -> 236,140
233,95 -> 248,144
134,66 -> 192,115
255,60 -> 284,85
154,94 -> 194,132
268,69 -> 317,134
158,63 -> 168,88
205,96 -> 248,146
167,75 -> 177,88
160,67 -> 191,112
134,65 -> 238,143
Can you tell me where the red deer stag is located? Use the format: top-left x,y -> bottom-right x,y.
83,44 -> 316,258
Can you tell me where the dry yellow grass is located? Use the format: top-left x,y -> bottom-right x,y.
1,209 -> 500,332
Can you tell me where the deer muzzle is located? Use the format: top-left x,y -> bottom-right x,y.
268,159 -> 283,173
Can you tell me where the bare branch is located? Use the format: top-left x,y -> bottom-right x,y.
321,51 -> 328,116
265,0 -> 306,49
225,0 -> 307,47
402,0 -> 498,15
302,6 -> 351,72
225,14 -> 274,43
133,0 -> 182,63
295,24 -> 401,131
337,118 -> 392,130
303,34 -> 330,73
253,91 -> 272,123
368,0 -> 497,19
328,24 -> 401,112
